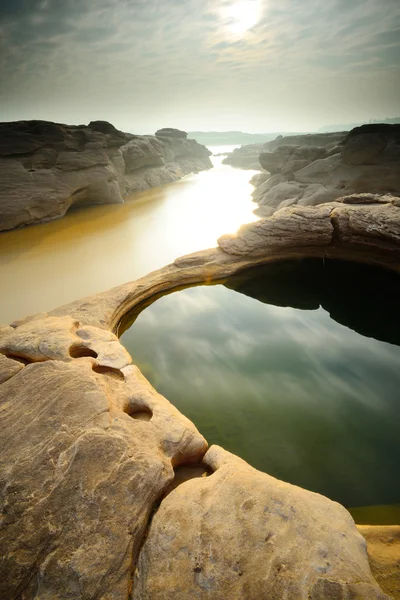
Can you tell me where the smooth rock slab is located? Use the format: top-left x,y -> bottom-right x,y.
133,446 -> 391,600
0,316 -> 206,600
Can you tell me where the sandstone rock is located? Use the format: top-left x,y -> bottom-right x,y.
0,315 -> 207,599
222,143 -> 266,170
0,353 -> 24,384
249,171 -> 269,187
358,526 -> 400,600
263,130 -> 348,152
1,198 -> 399,598
259,144 -> 327,175
252,124 -> 400,217
0,121 -> 212,232
132,446 -> 390,600
342,124 -> 400,166
0,120 -> 130,231
155,127 -> 187,139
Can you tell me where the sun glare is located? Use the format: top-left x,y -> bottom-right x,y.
223,0 -> 262,36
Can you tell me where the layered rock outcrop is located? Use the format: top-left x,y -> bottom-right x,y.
0,121 -> 212,232
263,130 -> 348,152
221,130 -> 348,171
222,143 -> 265,170
253,124 -> 400,217
0,195 -> 399,599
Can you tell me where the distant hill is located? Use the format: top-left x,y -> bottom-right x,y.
318,117 -> 400,133
188,131 -> 301,145
189,120 -> 400,144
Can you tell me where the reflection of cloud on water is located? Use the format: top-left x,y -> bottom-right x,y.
121,283 -> 400,506
126,284 -> 400,413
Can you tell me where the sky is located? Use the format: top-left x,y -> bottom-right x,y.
0,0 -> 399,133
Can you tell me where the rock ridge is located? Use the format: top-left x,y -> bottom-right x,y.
253,124 -> 400,218
0,121 -> 212,232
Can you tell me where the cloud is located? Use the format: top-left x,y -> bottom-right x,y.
0,0 -> 399,130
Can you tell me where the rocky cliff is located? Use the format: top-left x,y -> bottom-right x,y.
0,194 -> 399,599
253,124 -> 400,217
0,121 -> 212,232
222,130 -> 348,170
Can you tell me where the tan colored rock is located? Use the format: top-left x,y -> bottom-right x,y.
132,446 -> 391,599
0,353 -> 24,384
44,196 -> 400,333
359,526 -> 400,600
1,198 -> 399,598
0,327 -> 207,599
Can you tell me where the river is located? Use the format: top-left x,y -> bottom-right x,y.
0,147 -> 258,324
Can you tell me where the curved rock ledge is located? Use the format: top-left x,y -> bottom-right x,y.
1,195 -> 399,599
46,194 -> 400,333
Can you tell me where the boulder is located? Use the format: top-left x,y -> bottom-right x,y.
341,124 -> 400,166
222,143 -> 266,170
133,446 -> 390,600
259,144 -> 327,175
155,127 -> 187,139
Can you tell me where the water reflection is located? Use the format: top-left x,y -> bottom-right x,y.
0,147 -> 258,323
121,260 -> 400,510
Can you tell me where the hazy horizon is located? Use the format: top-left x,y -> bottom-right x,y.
1,0 -> 399,134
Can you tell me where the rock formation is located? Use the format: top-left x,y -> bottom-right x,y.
133,446 -> 391,600
0,194 -> 399,599
263,130 -> 348,153
359,526 -> 400,600
0,121 -> 212,232
222,143 -> 265,170
221,130 -> 348,171
253,124 -> 400,217
155,127 -> 187,139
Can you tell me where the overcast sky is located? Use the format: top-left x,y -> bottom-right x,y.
0,0 -> 399,133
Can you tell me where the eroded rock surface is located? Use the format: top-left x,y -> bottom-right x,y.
253,124 -> 400,217
221,131 -> 347,171
263,130 -> 348,153
0,315 -> 206,599
359,526 -> 400,600
222,143 -> 265,170
133,446 -> 391,600
0,120 -> 212,231
1,197 -> 399,598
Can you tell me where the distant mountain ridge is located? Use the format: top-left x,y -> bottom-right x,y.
318,117 -> 400,133
190,118 -> 400,145
188,131 -> 301,145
